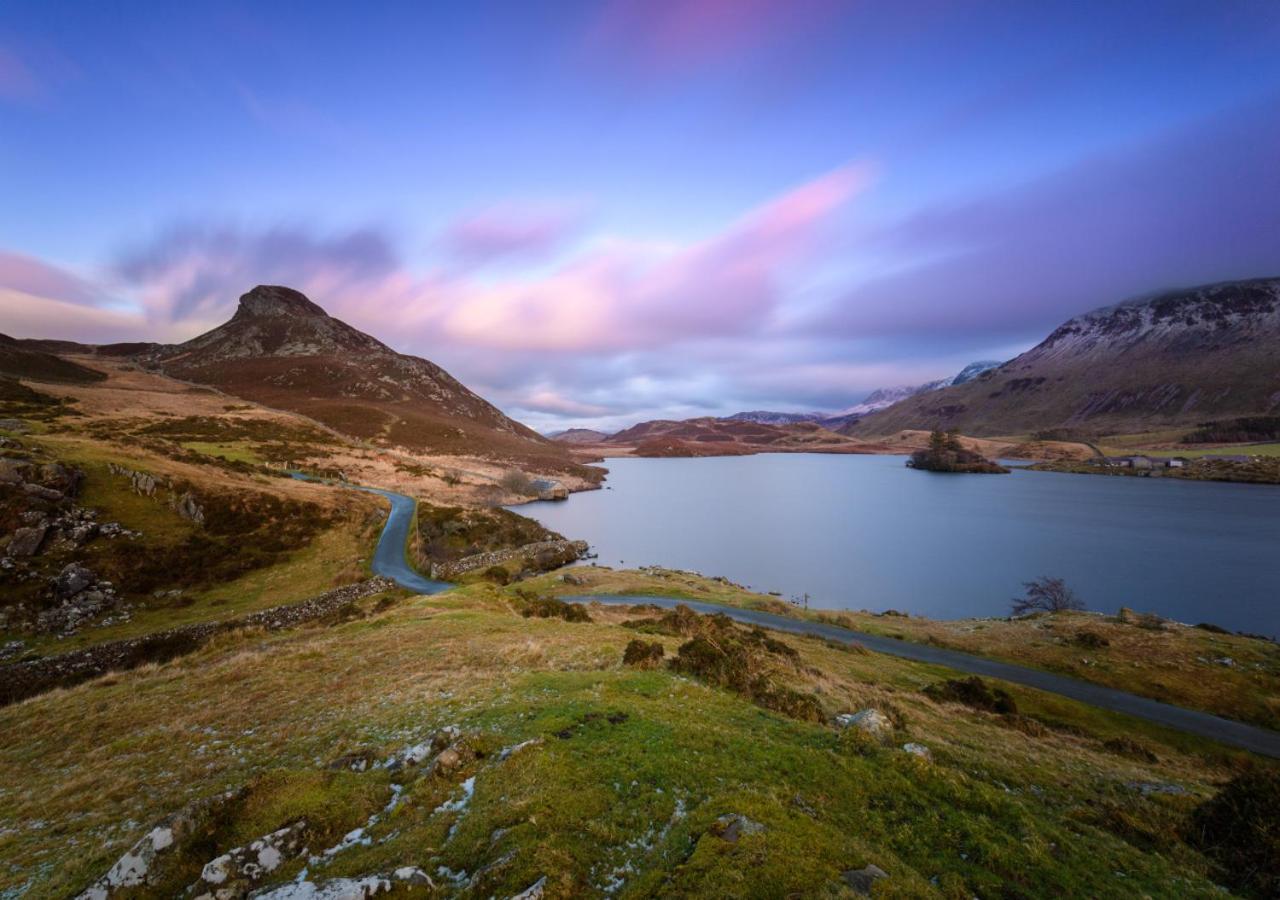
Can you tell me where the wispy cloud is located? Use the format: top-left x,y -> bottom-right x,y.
583,0 -> 844,76
441,203 -> 586,265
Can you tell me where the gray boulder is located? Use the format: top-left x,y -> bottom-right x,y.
8,525 -> 48,557
56,563 -> 96,598
841,864 -> 888,895
835,709 -> 892,738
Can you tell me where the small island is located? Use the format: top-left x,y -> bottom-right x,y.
907,429 -> 1010,473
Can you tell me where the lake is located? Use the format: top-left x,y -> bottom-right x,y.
515,454 -> 1280,635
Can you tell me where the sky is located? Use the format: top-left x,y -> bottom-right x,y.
2,1 -> 1279,433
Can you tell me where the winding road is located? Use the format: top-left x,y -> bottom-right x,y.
301,473 -> 1280,758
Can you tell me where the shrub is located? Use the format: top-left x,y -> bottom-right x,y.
622,639 -> 664,669
1011,576 -> 1084,616
924,677 -> 1018,715
499,469 -> 540,497
1187,768 -> 1280,897
1194,622 -> 1231,635
519,596 -> 591,623
482,565 -> 511,585
1072,630 -> 1110,649
1102,737 -> 1158,764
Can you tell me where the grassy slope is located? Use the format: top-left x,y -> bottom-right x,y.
540,568 -> 1280,731
2,418 -> 384,655
0,583 -> 1253,898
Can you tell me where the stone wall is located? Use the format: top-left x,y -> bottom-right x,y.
430,539 -> 588,580
106,463 -> 205,524
0,577 -> 394,706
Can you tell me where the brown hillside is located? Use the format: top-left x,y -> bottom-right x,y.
143,286 -> 593,477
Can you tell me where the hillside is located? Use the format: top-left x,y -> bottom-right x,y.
0,334 -> 107,385
603,416 -> 877,456
851,277 -> 1280,437
135,286 -> 594,478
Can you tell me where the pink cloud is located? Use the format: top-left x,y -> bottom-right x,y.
0,251 -> 104,307
437,162 -> 874,351
585,0 -> 844,74
1,162 -> 876,423
442,204 -> 584,264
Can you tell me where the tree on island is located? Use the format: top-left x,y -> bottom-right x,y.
1011,576 -> 1084,616
908,429 -> 1009,474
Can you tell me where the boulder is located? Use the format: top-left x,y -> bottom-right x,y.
8,525 -> 48,557
902,742 -> 932,761
192,819 -> 307,897
24,483 -> 64,502
835,709 -> 892,738
841,864 -> 888,895
56,563 -> 96,598
710,813 -> 765,843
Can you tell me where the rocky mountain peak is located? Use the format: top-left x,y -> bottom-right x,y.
233,285 -> 329,320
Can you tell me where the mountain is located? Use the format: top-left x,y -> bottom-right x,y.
140,286 -> 585,471
850,277 -> 1280,437
549,428 -> 610,443
722,411 -> 823,426
720,362 -> 1006,431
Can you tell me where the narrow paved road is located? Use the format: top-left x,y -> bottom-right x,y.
290,473 -> 449,594
292,473 -> 1280,758
561,594 -> 1280,758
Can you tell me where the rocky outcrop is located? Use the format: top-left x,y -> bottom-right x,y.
107,464 -> 206,524
429,540 -> 589,580
0,577 -> 395,706
835,709 -> 892,738
191,820 -> 308,898
77,789 -> 246,899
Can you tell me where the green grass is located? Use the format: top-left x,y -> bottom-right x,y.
179,440 -> 264,464
0,584 -> 1254,898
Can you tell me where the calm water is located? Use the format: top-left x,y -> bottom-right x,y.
516,454 -> 1280,635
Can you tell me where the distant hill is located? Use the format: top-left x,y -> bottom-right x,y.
549,428 -> 610,443
721,411 -> 823,426
850,277 -> 1280,437
721,361 -> 1005,431
0,333 -> 106,384
603,416 -> 875,456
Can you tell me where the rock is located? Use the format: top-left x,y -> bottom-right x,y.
38,462 -> 82,496
710,813 -> 765,843
56,563 -> 96,598
0,459 -> 25,483
1214,656 -> 1236,667
174,492 -> 205,524
193,820 -> 307,896
835,708 -> 892,738
902,742 -> 932,761
23,483 -> 64,502
433,747 -> 462,773
77,790 -> 244,898
249,866 -> 434,899
841,864 -> 889,895
510,876 -> 547,899
1116,607 -> 1139,624
7,525 -> 48,557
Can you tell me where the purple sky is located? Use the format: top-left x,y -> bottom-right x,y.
2,1 -> 1279,431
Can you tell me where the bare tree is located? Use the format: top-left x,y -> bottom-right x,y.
1011,576 -> 1084,616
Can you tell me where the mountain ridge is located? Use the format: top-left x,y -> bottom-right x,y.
850,276 -> 1280,436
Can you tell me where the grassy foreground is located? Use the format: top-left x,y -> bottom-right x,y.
0,580 -> 1267,898
542,567 -> 1280,732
